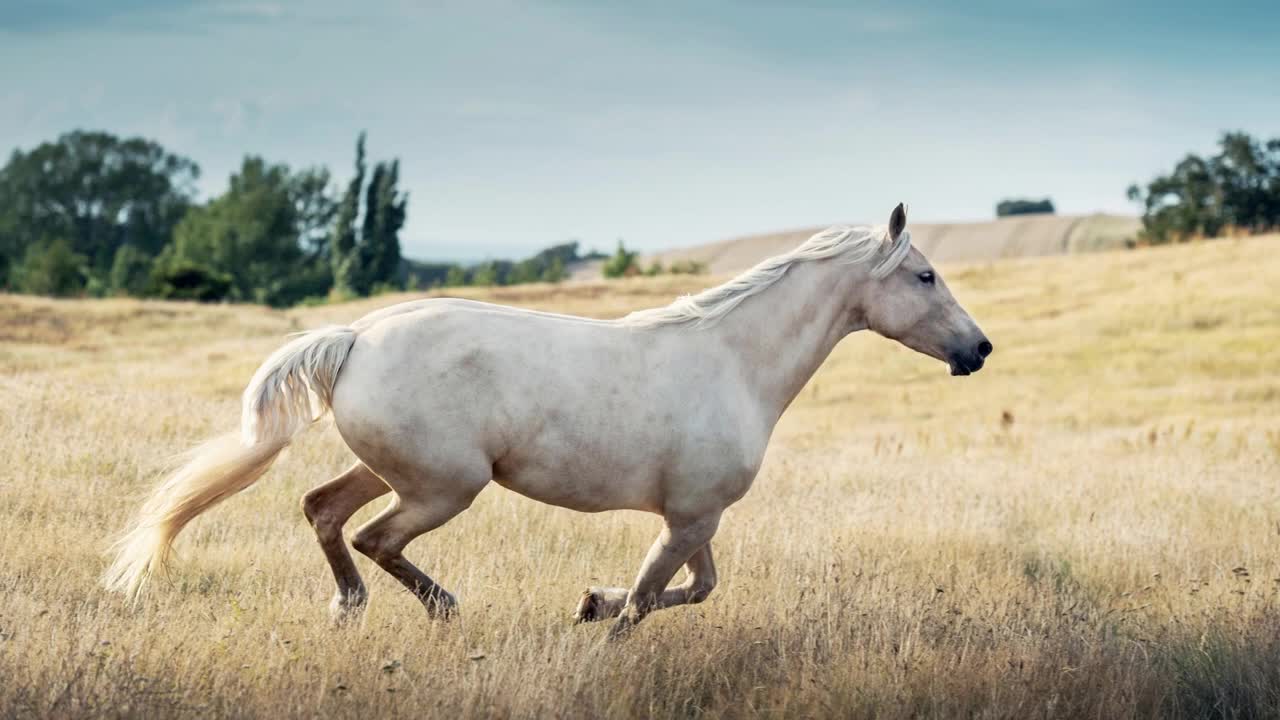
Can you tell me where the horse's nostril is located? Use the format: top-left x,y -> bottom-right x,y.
977,340 -> 993,358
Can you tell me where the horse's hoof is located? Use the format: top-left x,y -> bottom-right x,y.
329,591 -> 368,626
574,587 -> 627,623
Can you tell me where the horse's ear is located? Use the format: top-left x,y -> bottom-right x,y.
888,202 -> 907,241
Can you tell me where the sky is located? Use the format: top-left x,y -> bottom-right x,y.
2,1 -> 1277,260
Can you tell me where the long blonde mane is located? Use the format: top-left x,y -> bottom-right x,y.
621,224 -> 912,329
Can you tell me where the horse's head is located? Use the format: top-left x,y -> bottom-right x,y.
862,204 -> 993,376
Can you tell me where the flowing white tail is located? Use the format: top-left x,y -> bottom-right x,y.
103,325 -> 357,599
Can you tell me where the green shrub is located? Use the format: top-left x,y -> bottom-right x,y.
668,259 -> 707,275
108,244 -> 155,296
602,242 -> 639,278
10,239 -> 87,296
153,262 -> 233,302
996,198 -> 1055,217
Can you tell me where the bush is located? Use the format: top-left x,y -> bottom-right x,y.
602,242 -> 639,278
471,262 -> 501,287
108,244 -> 154,296
269,262 -> 334,307
10,239 -> 87,296
668,259 -> 707,275
443,266 -> 469,287
153,262 -> 233,302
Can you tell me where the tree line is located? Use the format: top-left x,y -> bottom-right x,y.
34,128 -> 1272,303
1128,131 -> 1280,244
0,130 -> 689,306
996,198 -> 1055,217
0,131 -> 411,306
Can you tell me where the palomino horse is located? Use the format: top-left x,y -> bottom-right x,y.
105,203 -> 992,639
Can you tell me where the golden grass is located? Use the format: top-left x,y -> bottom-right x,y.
640,213 -> 1141,277
2,236 -> 1279,718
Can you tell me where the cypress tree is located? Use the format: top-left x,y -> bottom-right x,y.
330,133 -> 406,295
332,133 -> 367,295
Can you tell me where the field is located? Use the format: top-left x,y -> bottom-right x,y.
629,213 -> 1141,278
2,235 -> 1279,718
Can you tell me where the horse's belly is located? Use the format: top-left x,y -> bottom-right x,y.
491,460 -> 663,514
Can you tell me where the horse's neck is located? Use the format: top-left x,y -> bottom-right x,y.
711,258 -> 865,419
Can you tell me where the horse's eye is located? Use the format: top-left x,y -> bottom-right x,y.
918,271 -> 935,285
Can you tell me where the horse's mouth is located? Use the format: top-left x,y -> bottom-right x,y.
948,355 -> 984,376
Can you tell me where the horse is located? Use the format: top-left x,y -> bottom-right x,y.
104,203 -> 992,640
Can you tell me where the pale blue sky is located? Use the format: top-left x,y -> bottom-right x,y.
2,1 -> 1277,259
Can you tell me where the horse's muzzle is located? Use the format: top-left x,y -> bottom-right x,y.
948,339 -> 993,376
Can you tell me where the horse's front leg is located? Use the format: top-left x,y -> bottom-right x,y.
605,513 -> 721,640
573,543 -> 717,623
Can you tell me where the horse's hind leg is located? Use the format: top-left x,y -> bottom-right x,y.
301,462 -> 389,622
573,543 -> 717,623
351,469 -> 485,618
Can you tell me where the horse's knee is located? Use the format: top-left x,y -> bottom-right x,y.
687,571 -> 717,604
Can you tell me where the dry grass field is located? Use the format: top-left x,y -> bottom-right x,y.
632,214 -> 1141,278
2,236 -> 1279,718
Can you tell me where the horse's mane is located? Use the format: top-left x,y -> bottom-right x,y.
619,224 -> 911,329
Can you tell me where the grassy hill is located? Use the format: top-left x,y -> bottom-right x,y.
1,235 -> 1277,718
591,213 -> 1141,279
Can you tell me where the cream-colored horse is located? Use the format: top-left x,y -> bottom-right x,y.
105,203 -> 992,639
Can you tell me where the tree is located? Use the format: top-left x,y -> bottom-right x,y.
331,135 -> 366,293
996,198 -> 1055,217
292,167 -> 338,260
108,244 -> 154,296
363,160 -> 407,286
443,265 -> 469,287
543,255 -> 566,282
162,156 -> 334,306
505,241 -> 579,284
602,241 -> 639,278
10,239 -> 87,296
1127,132 -> 1280,243
330,133 -> 408,296
0,131 -> 198,291
471,261 -> 500,287
401,259 -> 460,289
1214,132 -> 1279,232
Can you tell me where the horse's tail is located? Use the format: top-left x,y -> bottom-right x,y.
103,325 -> 358,600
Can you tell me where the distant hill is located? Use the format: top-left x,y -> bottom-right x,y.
570,214 -> 1139,280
